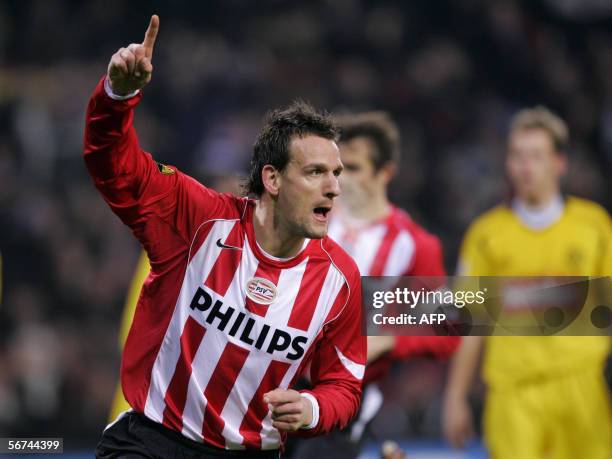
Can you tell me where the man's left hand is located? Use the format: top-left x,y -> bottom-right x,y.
263,388 -> 312,432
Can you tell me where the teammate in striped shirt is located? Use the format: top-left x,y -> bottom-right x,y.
330,112 -> 459,383
291,112 -> 459,458
85,16 -> 365,458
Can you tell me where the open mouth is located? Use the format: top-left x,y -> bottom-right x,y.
313,206 -> 332,221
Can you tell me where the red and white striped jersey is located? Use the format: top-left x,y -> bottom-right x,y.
327,206 -> 445,277
84,77 -> 366,450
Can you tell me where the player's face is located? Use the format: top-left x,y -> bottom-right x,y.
277,135 -> 343,239
338,137 -> 385,209
506,128 -> 566,202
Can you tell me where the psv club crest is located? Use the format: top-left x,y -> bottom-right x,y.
245,277 -> 278,305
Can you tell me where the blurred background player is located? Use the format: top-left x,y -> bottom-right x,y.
442,106 -> 612,459
331,112 -> 460,383
290,112 -> 460,459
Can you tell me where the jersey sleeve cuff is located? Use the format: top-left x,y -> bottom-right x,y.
299,392 -> 319,430
104,77 -> 140,100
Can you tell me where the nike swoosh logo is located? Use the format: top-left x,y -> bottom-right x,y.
216,238 -> 242,251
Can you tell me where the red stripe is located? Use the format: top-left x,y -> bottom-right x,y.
239,360 -> 291,449
161,316 -> 206,431
204,222 -> 243,296
321,282 -> 349,324
368,225 -> 399,276
202,342 -> 250,447
287,258 -> 330,331
245,264 -> 281,317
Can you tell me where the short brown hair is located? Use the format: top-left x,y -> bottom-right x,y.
247,101 -> 338,197
335,111 -> 400,170
509,106 -> 569,152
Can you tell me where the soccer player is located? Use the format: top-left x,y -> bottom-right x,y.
442,106 -> 611,459
85,15 -> 366,458
330,112 -> 459,376
290,112 -> 460,459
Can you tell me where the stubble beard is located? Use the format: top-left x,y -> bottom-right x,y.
276,208 -> 326,241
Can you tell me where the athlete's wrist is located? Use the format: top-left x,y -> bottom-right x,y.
299,392 -> 319,429
104,76 -> 140,100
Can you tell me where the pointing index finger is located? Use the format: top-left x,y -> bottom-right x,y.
142,14 -> 159,58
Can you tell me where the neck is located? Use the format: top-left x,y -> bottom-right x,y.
517,187 -> 561,209
512,192 -> 564,230
341,192 -> 391,223
253,198 -> 305,259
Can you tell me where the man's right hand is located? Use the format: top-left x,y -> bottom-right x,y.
107,15 -> 159,96
442,395 -> 475,448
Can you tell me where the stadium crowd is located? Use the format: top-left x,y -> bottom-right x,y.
0,0 -> 610,449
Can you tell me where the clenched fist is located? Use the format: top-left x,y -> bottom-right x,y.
263,389 -> 313,432
107,15 -> 159,96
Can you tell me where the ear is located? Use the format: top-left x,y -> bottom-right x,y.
556,152 -> 568,177
261,165 -> 281,197
377,161 -> 397,185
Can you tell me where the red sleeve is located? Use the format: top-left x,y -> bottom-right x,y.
297,270 -> 366,436
363,335 -> 461,385
408,231 -> 446,277
390,229 -> 459,364
83,76 -> 240,270
391,335 -> 461,360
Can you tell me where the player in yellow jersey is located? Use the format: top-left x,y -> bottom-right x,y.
442,106 -> 611,459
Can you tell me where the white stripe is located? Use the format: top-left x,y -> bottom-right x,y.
335,346 -> 365,380
268,256 -> 309,327
352,225 -> 386,275
223,238 -> 259,319
143,220 -> 237,425
382,230 -> 415,276
180,315 -> 227,442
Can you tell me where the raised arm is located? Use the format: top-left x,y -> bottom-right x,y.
83,15 -> 168,212
84,15 -> 240,268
